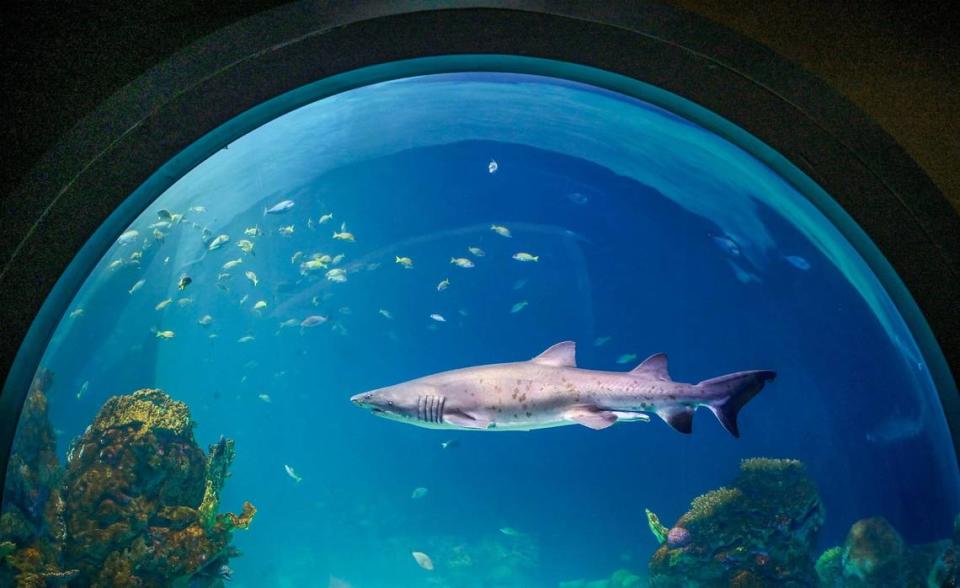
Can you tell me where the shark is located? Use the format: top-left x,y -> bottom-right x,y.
350,341 -> 775,437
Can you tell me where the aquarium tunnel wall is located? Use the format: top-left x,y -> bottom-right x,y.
2,4 -> 959,588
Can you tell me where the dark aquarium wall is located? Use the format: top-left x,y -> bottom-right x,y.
2,73 -> 958,587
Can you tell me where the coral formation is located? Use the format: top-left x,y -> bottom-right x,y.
647,458 -> 824,587
815,515 -> 959,587
559,568 -> 643,588
1,383 -> 254,587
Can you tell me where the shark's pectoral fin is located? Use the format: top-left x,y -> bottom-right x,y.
444,410 -> 492,430
566,408 -> 618,430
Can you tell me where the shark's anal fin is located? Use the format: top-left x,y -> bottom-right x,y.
566,407 -> 618,430
444,410 -> 492,430
631,353 -> 671,381
656,406 -> 694,434
531,341 -> 577,367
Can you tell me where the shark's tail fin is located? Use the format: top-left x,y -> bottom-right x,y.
699,370 -> 776,438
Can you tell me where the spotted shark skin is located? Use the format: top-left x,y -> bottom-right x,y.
351,341 -> 775,437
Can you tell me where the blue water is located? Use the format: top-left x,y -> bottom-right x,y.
9,73 -> 960,586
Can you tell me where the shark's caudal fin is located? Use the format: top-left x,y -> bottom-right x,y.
700,370 -> 776,438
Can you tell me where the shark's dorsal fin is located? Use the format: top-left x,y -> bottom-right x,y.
531,341 -> 577,367
631,353 -> 671,381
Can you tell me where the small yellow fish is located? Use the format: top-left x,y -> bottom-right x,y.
395,256 -> 414,269
490,224 -> 512,238
155,330 -> 175,339
155,298 -> 173,311
69,308 -> 85,319
177,298 -> 192,307
107,259 -> 124,270
258,393 -> 272,403
239,294 -> 249,305
333,231 -> 355,242
291,251 -> 303,264
512,252 -> 539,262
189,205 -> 206,213
238,335 -> 255,343
178,275 -> 192,290
129,250 -> 142,262
244,226 -> 261,237
237,239 -> 255,254
245,271 -> 259,287
152,229 -> 165,241
468,246 -> 485,257
128,279 -> 146,294
332,254 -> 345,265
437,278 -> 450,292
450,257 -> 475,268
198,314 -> 213,326
378,308 -> 393,319
306,218 -> 315,231
253,300 -> 267,311
208,234 -> 230,250
319,213 -> 334,224
277,225 -> 294,236
223,258 -> 243,270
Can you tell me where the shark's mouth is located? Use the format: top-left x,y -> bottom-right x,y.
417,395 -> 446,424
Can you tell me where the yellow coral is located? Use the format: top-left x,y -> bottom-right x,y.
90,389 -> 192,437
686,486 -> 742,524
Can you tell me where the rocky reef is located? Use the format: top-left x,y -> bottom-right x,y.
558,568 -> 643,588
1,378 -> 254,586
647,458 -> 825,587
815,515 -> 959,587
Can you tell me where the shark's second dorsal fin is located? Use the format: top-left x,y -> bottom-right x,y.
631,353 -> 671,381
531,341 -> 577,367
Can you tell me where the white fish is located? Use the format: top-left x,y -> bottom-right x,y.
490,224 -> 511,238
76,380 -> 89,400
319,213 -> 334,224
437,278 -> 450,292
223,258 -> 243,270
488,159 -> 498,174
198,314 -> 213,326
616,353 -> 637,364
208,234 -> 230,251
593,336 -> 612,347
500,527 -> 522,537
440,440 -> 458,449
68,308 -> 84,319
411,487 -> 428,499
325,268 -> 347,283
468,246 -> 485,257
300,315 -> 328,328
429,313 -> 446,323
726,260 -> 761,284
510,301 -> 528,314
245,271 -> 259,287
784,255 -> 811,271
155,298 -> 173,311
117,229 -> 139,245
513,278 -> 528,290
189,205 -> 206,213
128,279 -> 146,295
264,199 -> 295,215
258,393 -> 272,403
512,252 -> 539,263
450,257 -> 474,268
378,308 -> 393,320
238,335 -> 255,343
284,464 -> 302,483
411,551 -> 434,571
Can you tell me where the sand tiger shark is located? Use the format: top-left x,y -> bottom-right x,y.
350,341 -> 774,437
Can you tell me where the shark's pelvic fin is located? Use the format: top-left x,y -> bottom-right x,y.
531,341 -> 577,367
631,353 -> 671,381
565,406 -> 618,430
656,405 -> 694,434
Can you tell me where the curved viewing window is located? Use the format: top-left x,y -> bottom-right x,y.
2,71 -> 958,586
